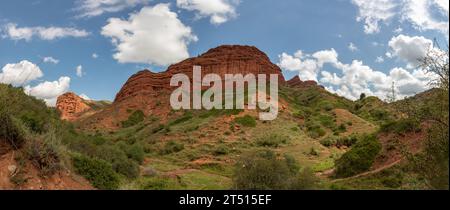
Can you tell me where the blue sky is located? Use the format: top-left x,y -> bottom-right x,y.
0,0 -> 448,105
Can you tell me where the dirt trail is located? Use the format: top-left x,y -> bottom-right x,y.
330,159 -> 402,183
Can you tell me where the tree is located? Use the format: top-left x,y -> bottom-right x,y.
405,46 -> 449,189
359,93 -> 366,100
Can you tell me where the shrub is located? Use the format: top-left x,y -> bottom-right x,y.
305,121 -> 326,139
0,111 -> 25,149
320,136 -> 338,147
256,133 -> 289,147
233,150 -> 292,190
213,145 -> 229,156
72,154 -> 120,190
334,135 -> 381,178
292,168 -> 318,190
380,119 -> 421,134
169,112 -> 193,126
121,110 -> 145,128
233,150 -> 317,190
95,144 -> 139,179
160,141 -> 184,155
26,138 -> 61,176
234,115 -> 257,127
336,135 -> 358,148
127,144 -> 145,164
20,111 -> 47,133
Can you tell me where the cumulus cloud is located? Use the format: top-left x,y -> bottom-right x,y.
402,0 -> 449,34
24,77 -> 71,106
2,23 -> 89,41
352,0 -> 448,34
101,4 -> 198,66
76,65 -> 84,77
43,56 -> 59,64
0,60 -> 43,86
176,0 -> 240,25
92,53 -> 99,59
388,34 -> 434,68
279,48 -> 435,101
75,0 -> 151,18
351,0 -> 398,34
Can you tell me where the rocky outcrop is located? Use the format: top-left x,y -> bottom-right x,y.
114,45 -> 286,103
80,45 -> 288,130
56,92 -> 92,121
286,76 -> 323,89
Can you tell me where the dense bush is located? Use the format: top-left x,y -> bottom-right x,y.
213,145 -> 229,156
334,135 -> 381,178
72,154 -> 120,190
380,119 -> 421,134
234,115 -> 257,127
121,110 -> 145,128
126,144 -> 145,164
160,141 -> 185,155
256,133 -> 289,147
320,136 -> 338,147
26,138 -> 61,176
232,150 -> 317,190
95,144 -> 140,179
0,111 -> 25,149
305,121 -> 326,138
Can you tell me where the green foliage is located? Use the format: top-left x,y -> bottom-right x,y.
95,144 -> 139,179
380,119 -> 421,134
213,145 -> 229,156
127,144 -> 145,164
335,135 -> 381,178
72,154 -> 120,190
320,136 -> 337,147
0,111 -> 25,149
305,121 -> 326,138
26,138 -> 61,176
255,133 -> 289,147
160,140 -> 185,155
232,150 -> 317,190
121,110 -> 145,128
234,115 -> 257,127
169,112 -> 193,126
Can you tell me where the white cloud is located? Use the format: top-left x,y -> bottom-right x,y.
76,65 -> 84,77
0,60 -> 43,86
279,48 -> 435,101
351,0 -> 398,34
348,42 -> 359,52
352,0 -> 449,34
278,49 -> 339,82
388,34 -> 434,68
43,56 -> 59,64
375,56 -> 385,63
79,93 -> 91,100
2,23 -> 89,41
75,0 -> 151,18
24,77 -> 71,106
176,0 -> 240,25
101,4 -> 198,66
92,53 -> 99,59
402,0 -> 449,34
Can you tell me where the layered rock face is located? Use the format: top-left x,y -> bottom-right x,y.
56,92 -> 92,121
114,45 -> 286,103
80,45 -> 287,130
286,76 -> 322,89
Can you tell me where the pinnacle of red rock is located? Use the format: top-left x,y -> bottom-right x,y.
286,76 -> 319,88
56,92 -> 91,121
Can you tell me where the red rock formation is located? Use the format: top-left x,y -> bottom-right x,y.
114,45 -> 285,103
56,92 -> 92,121
286,76 -> 322,89
80,45 -> 288,130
